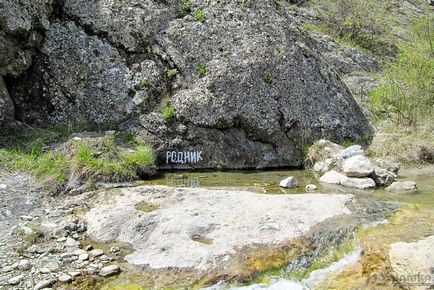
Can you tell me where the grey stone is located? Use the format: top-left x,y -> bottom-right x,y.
34,280 -> 54,290
18,259 -> 32,271
90,249 -> 104,258
78,253 -> 89,261
319,170 -> 346,185
99,265 -> 120,277
65,237 -> 79,247
279,176 -> 299,188
376,159 -> 401,175
8,275 -> 24,285
338,145 -> 364,160
58,274 -> 72,283
305,184 -> 317,192
372,167 -> 396,187
340,177 -> 376,190
343,155 -> 374,177
386,181 -> 417,193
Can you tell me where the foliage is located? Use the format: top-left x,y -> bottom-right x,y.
263,74 -> 273,85
197,64 -> 207,77
181,1 -> 193,12
195,10 -> 206,22
0,125 -> 156,192
163,106 -> 177,121
166,68 -> 178,79
313,0 -> 395,55
369,17 -> 434,127
140,79 -> 150,89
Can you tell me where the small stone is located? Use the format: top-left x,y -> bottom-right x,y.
72,233 -> 79,239
56,237 -> 67,242
34,279 -> 54,290
46,261 -> 60,272
279,176 -> 299,188
305,184 -> 317,192
386,181 -> 417,193
90,249 -> 104,258
27,245 -> 39,253
109,246 -> 120,254
99,265 -> 120,277
20,215 -> 34,221
84,245 -> 93,251
65,237 -> 80,247
8,275 -> 24,285
58,274 -> 72,283
78,253 -> 89,261
1,265 -> 16,273
39,267 -> 51,274
68,271 -> 81,277
18,259 -> 32,271
74,249 -> 86,255
339,145 -> 364,159
0,183 -> 7,189
99,255 -> 111,261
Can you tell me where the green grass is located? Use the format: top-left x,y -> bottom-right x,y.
182,1 -> 193,12
140,79 -> 150,89
166,68 -> 178,79
195,10 -> 206,22
163,106 -> 177,121
197,64 -> 207,77
0,125 -> 156,193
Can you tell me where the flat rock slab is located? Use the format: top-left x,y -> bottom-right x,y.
85,186 -> 351,271
389,235 -> 434,290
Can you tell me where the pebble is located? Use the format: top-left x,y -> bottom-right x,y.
1,265 -> 17,273
68,271 -> 81,277
99,264 -> 120,277
56,237 -> 67,242
110,246 -> 120,254
39,267 -> 51,274
18,259 -> 32,271
74,249 -> 87,255
8,274 -> 24,285
0,183 -> 7,189
65,237 -> 80,247
34,279 -> 54,290
305,184 -> 318,192
58,274 -> 72,283
20,215 -> 34,221
79,253 -> 89,261
90,249 -> 104,258
84,245 -> 93,251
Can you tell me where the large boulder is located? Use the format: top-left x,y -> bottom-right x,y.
2,1 -> 373,169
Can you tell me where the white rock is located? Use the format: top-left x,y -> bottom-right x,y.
79,253 -> 89,261
19,215 -> 33,221
90,249 -> 104,258
65,237 -> 80,247
85,186 -> 352,271
313,162 -> 326,173
340,177 -> 376,190
319,170 -> 346,185
74,249 -> 87,256
39,267 -> 51,274
8,275 -> 24,285
0,183 -> 7,189
305,184 -> 317,192
18,259 -> 32,271
34,280 -> 54,290
343,155 -> 374,177
58,274 -> 72,283
386,181 -> 417,193
99,265 -> 120,277
279,176 -> 299,188
389,235 -> 434,290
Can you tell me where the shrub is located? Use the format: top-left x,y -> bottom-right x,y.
195,10 -> 206,22
166,68 -> 178,79
369,17 -> 434,127
163,106 -> 177,121
263,74 -> 273,85
197,64 -> 207,77
313,0 -> 395,55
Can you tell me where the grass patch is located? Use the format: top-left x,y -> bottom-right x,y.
195,10 -> 206,22
163,106 -> 177,121
0,124 -> 156,193
181,1 -> 193,12
166,68 -> 178,79
197,64 -> 207,77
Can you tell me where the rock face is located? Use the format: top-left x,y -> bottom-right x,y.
389,235 -> 434,290
84,186 -> 352,271
0,0 -> 373,169
0,76 -> 14,128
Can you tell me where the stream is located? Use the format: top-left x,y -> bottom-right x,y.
132,168 -> 434,289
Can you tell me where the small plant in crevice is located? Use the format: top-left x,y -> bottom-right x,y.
263,74 -> 273,85
197,63 -> 207,77
195,10 -> 206,22
140,79 -> 151,89
145,45 -> 154,54
182,1 -> 193,12
166,68 -> 178,79
163,106 -> 177,121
